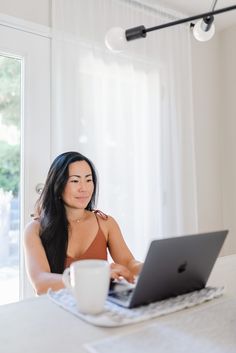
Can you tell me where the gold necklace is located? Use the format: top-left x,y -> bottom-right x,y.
69,213 -> 86,224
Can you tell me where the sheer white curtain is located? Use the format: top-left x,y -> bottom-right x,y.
51,0 -> 198,260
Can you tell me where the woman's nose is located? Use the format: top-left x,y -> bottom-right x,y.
78,180 -> 87,191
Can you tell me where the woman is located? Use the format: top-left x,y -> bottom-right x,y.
24,151 -> 142,294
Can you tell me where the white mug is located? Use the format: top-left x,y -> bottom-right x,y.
62,259 -> 110,314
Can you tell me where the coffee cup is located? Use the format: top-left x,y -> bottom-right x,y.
62,259 -> 110,314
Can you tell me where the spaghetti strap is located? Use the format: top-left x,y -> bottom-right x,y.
93,209 -> 108,220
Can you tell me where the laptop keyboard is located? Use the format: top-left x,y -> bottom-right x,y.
109,288 -> 134,302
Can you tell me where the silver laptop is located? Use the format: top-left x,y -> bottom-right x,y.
108,230 -> 228,308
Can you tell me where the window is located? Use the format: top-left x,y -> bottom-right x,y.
0,55 -> 21,304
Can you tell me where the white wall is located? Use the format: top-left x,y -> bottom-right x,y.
219,25 -> 236,255
191,25 -> 236,255
0,0 -> 51,26
191,34 -> 223,233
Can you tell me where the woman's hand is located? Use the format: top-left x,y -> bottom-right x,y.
110,263 -> 135,283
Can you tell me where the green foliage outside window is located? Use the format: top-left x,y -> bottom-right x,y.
0,141 -> 20,196
0,55 -> 21,196
0,56 -> 21,128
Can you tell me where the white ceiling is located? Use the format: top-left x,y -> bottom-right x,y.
145,0 -> 236,31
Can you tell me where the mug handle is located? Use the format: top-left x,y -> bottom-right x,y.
62,267 -> 71,290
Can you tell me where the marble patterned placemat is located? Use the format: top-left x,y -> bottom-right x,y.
48,286 -> 224,327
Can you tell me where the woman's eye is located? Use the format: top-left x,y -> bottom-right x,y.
71,179 -> 79,183
86,179 -> 93,182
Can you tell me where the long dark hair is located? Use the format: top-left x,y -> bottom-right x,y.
37,151 -> 98,273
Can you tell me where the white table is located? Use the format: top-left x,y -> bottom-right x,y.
1,255 -> 236,353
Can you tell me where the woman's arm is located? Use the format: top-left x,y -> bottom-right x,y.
24,221 -> 65,295
105,216 -> 143,281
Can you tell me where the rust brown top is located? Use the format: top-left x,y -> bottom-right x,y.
64,210 -> 108,268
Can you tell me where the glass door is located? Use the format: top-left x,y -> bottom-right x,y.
0,22 -> 51,304
0,55 -> 21,304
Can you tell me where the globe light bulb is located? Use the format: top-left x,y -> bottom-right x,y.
105,27 -> 127,53
193,19 -> 215,42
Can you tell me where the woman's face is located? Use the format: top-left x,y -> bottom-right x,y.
62,160 -> 94,210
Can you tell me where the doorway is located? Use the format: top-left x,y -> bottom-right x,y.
0,21 -> 51,304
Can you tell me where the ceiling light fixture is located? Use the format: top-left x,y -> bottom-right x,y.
192,0 -> 217,42
105,3 -> 236,52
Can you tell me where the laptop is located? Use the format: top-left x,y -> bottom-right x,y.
108,230 -> 228,308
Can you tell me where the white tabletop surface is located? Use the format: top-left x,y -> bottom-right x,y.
0,254 -> 236,353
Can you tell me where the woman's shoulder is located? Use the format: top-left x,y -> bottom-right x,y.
93,210 -> 118,227
24,219 -> 40,238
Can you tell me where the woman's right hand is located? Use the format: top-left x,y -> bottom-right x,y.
110,263 -> 135,283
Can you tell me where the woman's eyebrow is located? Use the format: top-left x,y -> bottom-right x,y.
69,174 -> 92,178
